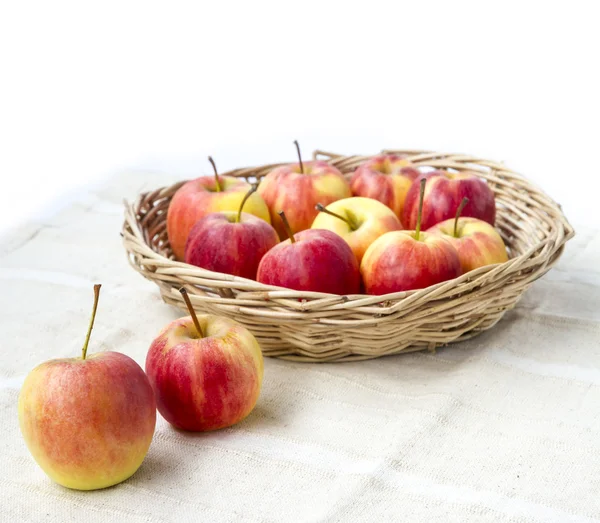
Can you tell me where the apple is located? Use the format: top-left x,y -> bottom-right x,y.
184,185 -> 279,280
361,179 -> 462,294
257,211 -> 361,294
258,141 -> 351,240
402,169 -> 496,231
350,154 -> 420,218
167,156 -> 271,260
427,197 -> 508,273
311,197 -> 402,264
18,285 -> 156,490
146,288 -> 264,432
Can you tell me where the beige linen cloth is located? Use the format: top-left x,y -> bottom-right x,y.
1,171 -> 599,523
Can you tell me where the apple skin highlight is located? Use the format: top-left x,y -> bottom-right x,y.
311,197 -> 402,263
403,171 -> 496,231
185,211 -> 279,280
427,216 -> 508,273
167,176 -> 271,260
257,229 -> 361,295
350,154 -> 420,218
361,230 -> 462,294
146,315 -> 264,432
18,352 -> 156,490
258,161 -> 351,240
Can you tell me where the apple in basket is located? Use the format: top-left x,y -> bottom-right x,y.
146,289 -> 264,432
427,197 -> 508,273
361,179 -> 462,294
349,154 -> 420,218
402,169 -> 496,231
257,211 -> 361,294
311,197 -> 402,264
258,141 -> 351,240
18,285 -> 156,490
167,156 -> 271,260
185,184 -> 279,280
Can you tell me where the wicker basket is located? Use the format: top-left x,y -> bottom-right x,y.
122,149 -> 574,362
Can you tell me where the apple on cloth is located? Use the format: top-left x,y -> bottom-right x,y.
258,141 -> 351,240
361,179 -> 462,294
185,184 -> 279,280
18,285 -> 156,490
257,211 -> 361,295
402,169 -> 496,231
427,197 -> 508,273
167,156 -> 271,260
311,197 -> 402,263
350,154 -> 420,218
146,289 -> 264,432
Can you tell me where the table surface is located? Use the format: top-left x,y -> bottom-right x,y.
2,170 -> 599,523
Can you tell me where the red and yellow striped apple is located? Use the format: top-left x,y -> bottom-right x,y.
18,285 -> 156,490
350,154 -> 420,218
311,197 -> 402,264
145,289 -> 263,432
258,142 -> 351,240
427,199 -> 508,273
361,179 -> 462,294
167,157 -> 270,260
185,185 -> 279,280
402,170 -> 496,231
257,212 -> 361,295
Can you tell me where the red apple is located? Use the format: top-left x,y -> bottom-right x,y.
311,197 -> 402,264
184,185 -> 279,280
402,169 -> 496,231
258,141 -> 351,240
167,156 -> 271,260
18,285 -> 156,490
257,211 -> 361,295
146,289 -> 264,432
427,198 -> 508,273
361,179 -> 462,294
350,154 -> 420,218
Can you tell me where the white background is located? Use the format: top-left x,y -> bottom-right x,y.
1,0 -> 598,234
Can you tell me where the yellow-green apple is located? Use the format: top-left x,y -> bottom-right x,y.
427,197 -> 508,273
311,197 -> 402,264
361,179 -> 462,294
402,170 -> 496,231
350,154 -> 420,218
184,185 -> 279,280
145,289 -> 263,432
18,285 -> 156,490
258,141 -> 351,240
257,211 -> 361,294
167,156 -> 271,260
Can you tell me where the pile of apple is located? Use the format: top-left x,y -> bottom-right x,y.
18,285 -> 264,490
16,146 -> 510,493
168,143 -> 508,295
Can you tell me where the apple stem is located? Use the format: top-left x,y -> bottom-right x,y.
179,288 -> 203,338
315,203 -> 357,231
81,284 -> 101,360
293,140 -> 304,174
454,197 -> 470,238
208,156 -> 222,192
278,211 -> 296,243
414,178 -> 426,242
237,184 -> 258,223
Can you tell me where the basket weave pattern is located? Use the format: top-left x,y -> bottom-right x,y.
122,150 -> 574,362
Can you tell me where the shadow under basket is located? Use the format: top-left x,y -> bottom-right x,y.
122,149 -> 574,362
